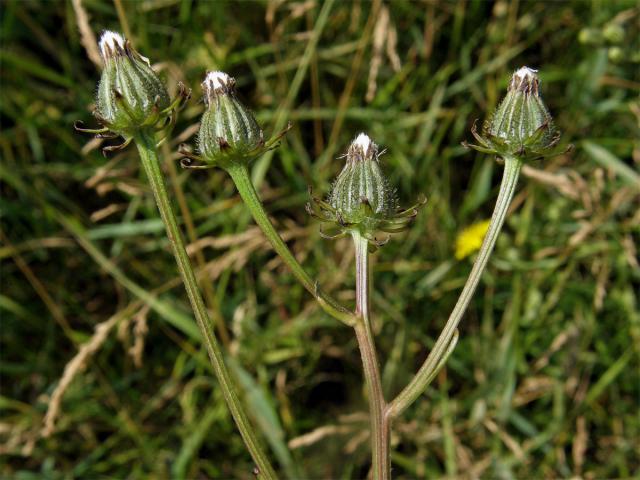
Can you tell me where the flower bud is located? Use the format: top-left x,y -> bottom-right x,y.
329,133 -> 398,224
602,23 -> 624,44
608,46 -> 624,63
95,31 -> 171,136
307,133 -> 425,249
578,28 -> 602,45
465,66 -> 564,161
197,71 -> 263,167
489,67 -> 554,148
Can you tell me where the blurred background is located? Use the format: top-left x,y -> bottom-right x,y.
1,0 -> 639,478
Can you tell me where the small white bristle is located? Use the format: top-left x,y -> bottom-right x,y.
353,133 -> 372,151
514,66 -> 538,80
205,71 -> 232,90
99,31 -> 126,58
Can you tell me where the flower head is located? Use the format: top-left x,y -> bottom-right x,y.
179,71 -> 290,170
464,66 -> 567,161
328,134 -> 398,223
96,31 -> 171,135
76,31 -> 189,153
307,133 -> 425,250
454,220 -> 491,260
196,71 -> 263,168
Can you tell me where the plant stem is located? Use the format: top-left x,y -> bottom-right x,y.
134,131 -> 278,480
352,232 -> 390,480
162,141 -> 231,346
387,156 -> 523,418
226,163 -> 355,326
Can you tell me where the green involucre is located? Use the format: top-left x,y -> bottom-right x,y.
307,134 -> 424,249
96,38 -> 170,136
197,72 -> 263,168
329,144 -> 398,225
465,67 -> 565,161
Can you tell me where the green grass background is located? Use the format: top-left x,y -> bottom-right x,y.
1,0 -> 639,478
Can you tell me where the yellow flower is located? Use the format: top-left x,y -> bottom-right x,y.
455,219 -> 491,260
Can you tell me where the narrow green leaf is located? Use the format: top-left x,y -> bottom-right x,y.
582,141 -> 640,189
228,358 -> 302,479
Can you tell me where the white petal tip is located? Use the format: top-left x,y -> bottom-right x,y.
348,133 -> 378,161
513,66 -> 538,80
204,71 -> 233,90
353,133 -> 372,151
509,66 -> 540,94
99,31 -> 126,58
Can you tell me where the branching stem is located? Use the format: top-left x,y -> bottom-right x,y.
227,163 -> 355,326
352,231 -> 390,480
134,131 -> 277,480
388,156 -> 523,418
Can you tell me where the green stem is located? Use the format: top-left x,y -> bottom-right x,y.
162,141 -> 231,346
352,232 -> 390,480
387,156 -> 523,418
134,131 -> 277,480
227,163 -> 355,326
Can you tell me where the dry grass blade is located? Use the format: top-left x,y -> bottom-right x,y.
366,5 -> 391,102
41,305 -> 137,438
129,305 -> 150,368
572,416 -> 588,476
0,229 -> 72,337
70,0 -> 101,68
288,424 -> 355,449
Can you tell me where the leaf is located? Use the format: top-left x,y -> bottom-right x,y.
582,141 -> 640,189
227,358 -> 302,479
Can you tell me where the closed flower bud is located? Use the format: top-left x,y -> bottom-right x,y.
95,31 -> 171,136
307,133 -> 425,250
602,23 -> 624,44
465,66 -> 566,161
608,46 -> 624,63
329,133 -> 398,224
578,28 -> 602,46
489,67 -> 553,148
197,71 -> 263,167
